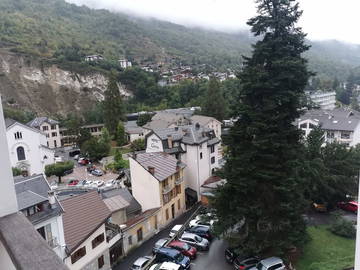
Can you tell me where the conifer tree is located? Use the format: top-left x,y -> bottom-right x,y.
202,77 -> 226,121
103,72 -> 124,136
213,0 -> 311,254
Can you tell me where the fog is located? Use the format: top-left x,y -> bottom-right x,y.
65,0 -> 360,44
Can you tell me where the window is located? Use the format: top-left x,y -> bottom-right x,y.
51,132 -> 57,137
210,145 -> 215,153
51,125 -> 56,130
341,132 -> 351,139
17,146 -> 26,161
54,140 -> 57,148
137,228 -> 143,242
98,255 -> 104,269
14,131 -> 22,140
309,123 -> 316,129
166,209 -> 169,220
71,246 -> 86,264
128,236 -> 133,246
211,157 -> 216,164
176,185 -> 181,195
46,134 -> 49,138
200,152 -> 203,159
299,123 -> 307,129
42,126 -> 49,131
178,199 -> 181,210
327,131 -> 335,138
92,233 -> 105,249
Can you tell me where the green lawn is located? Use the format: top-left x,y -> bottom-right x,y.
296,226 -> 355,270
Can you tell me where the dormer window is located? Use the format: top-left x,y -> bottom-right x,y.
14,131 -> 22,140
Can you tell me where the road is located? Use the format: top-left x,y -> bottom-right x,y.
113,206 -> 233,270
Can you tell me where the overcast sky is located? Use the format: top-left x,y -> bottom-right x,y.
65,0 -> 360,44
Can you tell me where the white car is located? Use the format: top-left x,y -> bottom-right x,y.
91,180 -> 104,188
149,262 -> 181,270
49,182 -> 58,190
179,232 -> 209,251
189,215 -> 214,228
169,224 -> 183,238
83,180 -> 93,188
249,257 -> 286,270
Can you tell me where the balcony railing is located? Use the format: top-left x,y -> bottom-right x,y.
175,177 -> 184,185
162,185 -> 172,194
47,237 -> 59,248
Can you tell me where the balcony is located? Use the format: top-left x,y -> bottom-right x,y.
175,177 -> 184,185
162,185 -> 172,194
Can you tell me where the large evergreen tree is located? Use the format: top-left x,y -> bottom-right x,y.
103,73 -> 124,136
213,0 -> 311,254
202,77 -> 226,121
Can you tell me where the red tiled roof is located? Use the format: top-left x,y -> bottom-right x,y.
61,191 -> 111,253
124,208 -> 160,229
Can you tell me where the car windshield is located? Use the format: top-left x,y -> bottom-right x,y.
194,235 -> 202,242
183,243 -> 191,250
256,263 -> 266,270
175,253 -> 184,262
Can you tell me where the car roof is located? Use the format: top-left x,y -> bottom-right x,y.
171,224 -> 183,230
160,262 -> 181,269
349,201 -> 358,205
170,240 -> 185,246
181,232 -> 198,238
157,247 -> 181,256
155,238 -> 168,246
191,226 -> 208,231
133,256 -> 150,266
260,257 -> 283,266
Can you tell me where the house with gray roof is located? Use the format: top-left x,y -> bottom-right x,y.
125,121 -> 147,142
28,117 -> 61,148
144,124 -> 221,203
14,174 -> 66,259
143,111 -> 192,131
296,108 -> 360,147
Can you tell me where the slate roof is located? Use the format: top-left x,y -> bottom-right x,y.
4,118 -> 16,128
297,108 -> 360,132
103,195 -> 130,213
125,121 -> 145,134
27,117 -> 59,128
14,174 -> 63,225
135,152 -> 186,182
101,188 -> 142,217
61,191 -> 111,253
191,115 -> 221,125
143,111 -> 192,130
0,212 -> 68,270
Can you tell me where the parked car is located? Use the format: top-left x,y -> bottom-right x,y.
83,180 -> 93,188
130,256 -> 152,270
225,247 -> 239,264
153,238 -> 169,253
179,232 -> 209,251
63,168 -> 73,175
149,262 -> 181,270
76,180 -> 87,187
249,257 -> 285,270
189,215 -> 214,228
87,165 -> 96,172
49,182 -> 58,190
69,150 -> 80,157
233,256 -> 260,270
91,169 -> 104,176
169,224 -> 183,238
154,247 -> 190,269
338,201 -> 358,214
92,180 -> 104,188
168,240 -> 197,260
186,225 -> 213,240
312,202 -> 327,212
73,154 -> 80,161
78,158 -> 90,165
67,179 -> 79,186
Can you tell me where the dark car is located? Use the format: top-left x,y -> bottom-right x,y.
69,150 -> 80,157
225,248 -> 239,264
168,240 -> 197,260
63,168 -> 73,175
154,247 -> 191,269
186,225 -> 212,240
233,256 -> 260,270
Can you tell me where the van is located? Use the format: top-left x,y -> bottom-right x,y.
169,224 -> 183,238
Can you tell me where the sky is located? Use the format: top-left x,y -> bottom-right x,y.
65,0 -> 360,44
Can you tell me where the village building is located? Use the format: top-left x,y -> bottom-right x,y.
28,117 -> 61,148
84,55 -> 104,62
5,118 -> 55,175
119,59 -> 132,69
190,115 -> 222,138
125,121 -> 147,142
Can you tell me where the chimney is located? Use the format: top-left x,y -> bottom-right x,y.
176,160 -> 182,170
148,166 -> 155,175
48,190 -> 56,209
175,126 -> 179,131
195,123 -> 200,130
167,134 -> 173,148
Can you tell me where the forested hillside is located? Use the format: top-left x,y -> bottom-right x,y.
1,0 -> 360,79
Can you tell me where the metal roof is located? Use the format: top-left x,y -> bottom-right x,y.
101,188 -> 142,217
103,195 -> 130,212
27,117 -> 59,128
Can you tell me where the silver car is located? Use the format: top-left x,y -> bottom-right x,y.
249,257 -> 285,270
179,232 -> 209,251
130,256 -> 152,270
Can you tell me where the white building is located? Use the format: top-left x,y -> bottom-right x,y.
119,59 -> 132,69
191,115 -> 222,138
145,124 -> 221,203
85,55 -> 104,62
308,91 -> 336,110
125,121 -> 146,142
5,118 -> 55,175
296,108 -> 360,147
14,174 -> 67,259
28,117 -> 61,148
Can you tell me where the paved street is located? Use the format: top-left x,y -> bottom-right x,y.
114,206 -> 233,270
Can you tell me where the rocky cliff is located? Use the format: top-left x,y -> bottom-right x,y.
0,51 -> 131,116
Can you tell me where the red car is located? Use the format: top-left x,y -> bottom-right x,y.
338,201 -> 358,214
67,179 -> 79,186
168,240 -> 197,259
78,158 -> 90,166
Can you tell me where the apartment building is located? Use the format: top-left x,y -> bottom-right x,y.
28,117 -> 61,148
308,91 -> 336,110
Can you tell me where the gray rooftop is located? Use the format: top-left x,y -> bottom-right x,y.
4,118 -> 16,128
143,111 -> 192,130
0,212 -> 68,270
27,117 -> 59,128
134,152 -> 186,182
101,188 -> 142,217
125,121 -> 145,134
297,108 -> 360,132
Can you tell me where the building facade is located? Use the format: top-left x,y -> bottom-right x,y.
6,119 -> 55,175
190,115 -> 222,138
28,117 -> 61,148
308,91 -> 336,110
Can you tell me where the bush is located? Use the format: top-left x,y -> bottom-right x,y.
12,167 -> 22,176
329,213 -> 356,239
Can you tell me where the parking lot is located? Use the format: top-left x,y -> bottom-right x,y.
61,165 -> 119,183
114,206 -> 233,270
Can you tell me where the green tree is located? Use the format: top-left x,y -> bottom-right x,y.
213,0 -> 311,255
45,161 -> 74,183
100,127 -> 111,145
137,113 -> 152,127
202,77 -> 226,121
115,121 -> 126,146
107,149 -> 129,171
103,73 -> 124,136
77,128 -> 91,149
130,138 -> 145,152
12,167 -> 22,176
81,137 -> 110,161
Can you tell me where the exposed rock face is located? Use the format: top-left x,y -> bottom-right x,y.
0,51 -> 131,115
